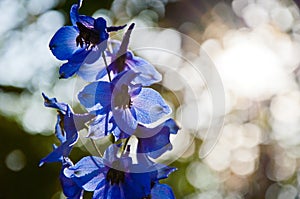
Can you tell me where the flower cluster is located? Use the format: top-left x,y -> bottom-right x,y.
40,1 -> 179,198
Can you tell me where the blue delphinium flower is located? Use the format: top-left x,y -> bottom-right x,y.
49,0 -> 126,79
63,145 -> 176,199
42,1 -> 178,198
39,93 -> 92,166
78,70 -> 171,140
79,23 -> 162,85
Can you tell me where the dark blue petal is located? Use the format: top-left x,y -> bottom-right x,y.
49,26 -> 82,61
70,3 -> 94,27
60,164 -> 84,199
78,81 -> 112,112
137,119 -> 179,158
107,185 -> 122,199
153,165 -> 177,181
59,49 -> 91,79
55,114 -> 66,143
42,93 -> 68,112
39,140 -> 76,166
106,24 -> 127,32
128,84 -> 142,97
122,172 -> 152,198
70,4 -> 80,26
132,88 -> 171,124
64,156 -> 107,191
151,184 -> 175,199
126,52 -> 162,86
94,17 -> 107,32
59,61 -> 81,79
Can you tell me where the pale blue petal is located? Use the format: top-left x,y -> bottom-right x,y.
64,156 -> 107,191
78,81 -> 112,112
112,108 -> 137,136
132,88 -> 171,124
126,52 -> 162,86
88,113 -> 113,139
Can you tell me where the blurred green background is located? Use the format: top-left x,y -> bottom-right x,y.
1,0 -> 300,198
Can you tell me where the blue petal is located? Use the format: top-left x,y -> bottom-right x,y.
95,68 -> 108,81
59,62 -> 81,79
60,164 -> 84,199
92,180 -> 110,199
112,108 -> 138,136
103,144 -> 133,169
70,4 -> 94,27
49,26 -> 82,61
106,24 -> 127,32
110,120 -> 129,140
115,23 -> 134,57
78,81 -> 112,113
132,88 -> 171,124
151,184 -> 175,199
42,93 -> 68,112
59,49 -> 91,79
55,114 -> 66,143
88,113 -> 113,139
137,119 -> 179,158
128,84 -> 142,97
111,70 -> 139,87
39,140 -> 76,166
64,156 -> 107,191
153,165 -> 177,181
107,184 -> 122,199
94,17 -> 107,32
103,144 -> 119,165
77,53 -> 106,82
70,4 -> 79,26
126,52 -> 162,86
122,172 -> 152,198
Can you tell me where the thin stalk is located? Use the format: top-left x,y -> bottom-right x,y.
90,138 -> 103,157
102,51 -> 112,82
122,137 -> 130,154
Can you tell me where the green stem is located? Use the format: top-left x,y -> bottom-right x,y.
102,51 -> 112,82
90,138 -> 103,157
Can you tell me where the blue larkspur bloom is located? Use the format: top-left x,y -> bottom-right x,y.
63,145 -> 176,199
39,93 -> 93,166
78,70 -> 171,139
79,23 -> 162,85
49,0 -> 126,79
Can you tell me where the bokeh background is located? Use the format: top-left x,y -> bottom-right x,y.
1,0 -> 300,198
